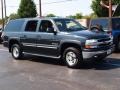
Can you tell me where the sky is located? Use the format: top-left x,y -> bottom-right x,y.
0,0 -> 93,18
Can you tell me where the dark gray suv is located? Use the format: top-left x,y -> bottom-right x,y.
2,18 -> 114,68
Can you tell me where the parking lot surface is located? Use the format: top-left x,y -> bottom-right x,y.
0,45 -> 120,90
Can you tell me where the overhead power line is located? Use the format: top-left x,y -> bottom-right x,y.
6,0 -> 77,8
42,0 -> 74,5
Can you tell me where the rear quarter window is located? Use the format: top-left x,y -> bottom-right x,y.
4,19 -> 25,32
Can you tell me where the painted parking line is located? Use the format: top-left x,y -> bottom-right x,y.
0,49 -> 8,52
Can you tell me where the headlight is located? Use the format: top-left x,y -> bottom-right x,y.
86,39 -> 98,45
85,39 -> 98,49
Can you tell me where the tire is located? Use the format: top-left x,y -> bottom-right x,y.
11,44 -> 23,59
63,47 -> 83,68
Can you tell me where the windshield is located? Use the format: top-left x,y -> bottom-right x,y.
54,19 -> 86,32
90,19 -> 109,31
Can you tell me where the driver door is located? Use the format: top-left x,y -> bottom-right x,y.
36,20 -> 59,57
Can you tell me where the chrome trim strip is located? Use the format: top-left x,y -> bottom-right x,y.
22,43 -> 58,49
37,43 -> 57,47
22,43 -> 36,47
23,52 -> 61,59
22,43 -> 35,46
37,45 -> 57,49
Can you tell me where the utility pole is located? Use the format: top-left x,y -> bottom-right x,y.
39,0 -> 42,17
100,0 -> 112,31
1,0 -> 4,29
109,0 -> 112,31
109,0 -> 112,18
4,0 -> 7,18
100,0 -> 112,17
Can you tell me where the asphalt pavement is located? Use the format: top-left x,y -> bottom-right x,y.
0,44 -> 120,90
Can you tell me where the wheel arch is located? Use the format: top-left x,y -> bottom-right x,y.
9,39 -> 20,52
60,42 -> 82,57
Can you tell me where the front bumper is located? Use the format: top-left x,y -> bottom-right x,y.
82,45 -> 114,60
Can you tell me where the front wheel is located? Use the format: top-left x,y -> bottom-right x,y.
63,47 -> 83,68
11,44 -> 23,59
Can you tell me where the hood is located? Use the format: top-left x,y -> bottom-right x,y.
70,30 -> 110,39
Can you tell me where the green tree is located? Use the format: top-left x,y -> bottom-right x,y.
18,0 -> 37,18
67,15 -> 76,19
0,18 -> 7,25
91,0 -> 120,17
75,13 -> 83,19
46,14 -> 56,17
9,13 -> 19,20
82,13 -> 97,19
67,13 -> 83,19
0,19 -> 3,25
89,13 -> 98,19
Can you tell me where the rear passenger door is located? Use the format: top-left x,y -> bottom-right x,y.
20,20 -> 38,53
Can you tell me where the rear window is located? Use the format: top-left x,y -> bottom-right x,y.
90,19 -> 109,30
112,18 -> 120,30
5,19 -> 25,32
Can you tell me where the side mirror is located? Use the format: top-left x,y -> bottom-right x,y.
47,27 -> 57,34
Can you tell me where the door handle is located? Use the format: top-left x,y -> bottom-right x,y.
21,35 -> 27,39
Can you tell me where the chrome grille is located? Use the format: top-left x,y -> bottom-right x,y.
98,38 -> 112,47
98,38 -> 111,42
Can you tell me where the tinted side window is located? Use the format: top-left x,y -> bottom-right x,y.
112,18 -> 120,30
25,20 -> 38,32
39,20 -> 53,32
91,19 -> 109,30
5,20 -> 25,32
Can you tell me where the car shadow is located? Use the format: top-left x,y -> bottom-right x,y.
23,55 -> 120,70
80,58 -> 120,70
23,55 -> 65,66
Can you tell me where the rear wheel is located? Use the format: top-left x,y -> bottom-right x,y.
63,47 -> 83,68
11,44 -> 23,59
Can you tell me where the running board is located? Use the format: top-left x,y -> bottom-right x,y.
23,52 -> 61,59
